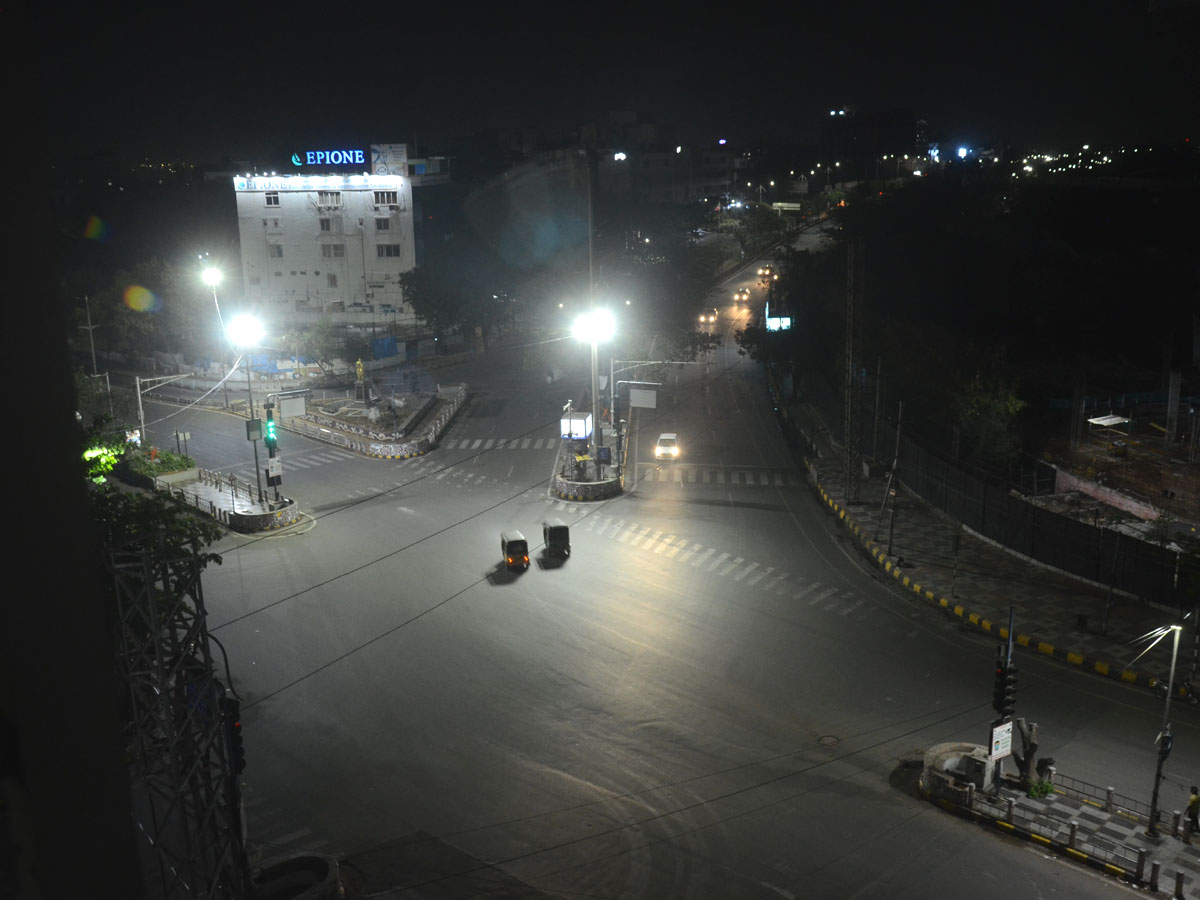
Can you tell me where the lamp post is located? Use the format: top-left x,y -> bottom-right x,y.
572,309 -> 615,480
227,313 -> 266,504
1147,623 -> 1182,837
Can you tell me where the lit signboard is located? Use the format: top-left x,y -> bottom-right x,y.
233,174 -> 403,192
290,148 -> 368,167
766,317 -> 792,331
561,413 -> 592,440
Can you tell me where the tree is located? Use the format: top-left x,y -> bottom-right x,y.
949,362 -> 1027,468
89,486 -> 223,570
76,258 -> 217,363
398,230 -> 513,347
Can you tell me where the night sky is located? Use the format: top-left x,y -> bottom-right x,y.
33,1 -> 1199,164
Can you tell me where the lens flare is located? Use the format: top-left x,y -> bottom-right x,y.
124,285 -> 161,312
83,215 -> 112,241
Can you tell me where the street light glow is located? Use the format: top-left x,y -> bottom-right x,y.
572,308 -> 615,344
227,313 -> 265,348
202,267 -> 222,287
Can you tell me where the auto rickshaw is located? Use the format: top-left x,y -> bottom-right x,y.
542,519 -> 570,559
501,530 -> 530,570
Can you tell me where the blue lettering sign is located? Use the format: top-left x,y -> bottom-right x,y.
297,148 -> 368,167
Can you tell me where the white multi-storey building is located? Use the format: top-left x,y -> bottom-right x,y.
234,144 -> 416,321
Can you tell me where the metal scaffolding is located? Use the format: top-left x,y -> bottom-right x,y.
109,535 -> 249,900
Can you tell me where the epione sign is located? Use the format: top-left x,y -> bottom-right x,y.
292,149 -> 367,167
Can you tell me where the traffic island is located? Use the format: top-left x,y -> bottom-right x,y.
552,471 -> 622,501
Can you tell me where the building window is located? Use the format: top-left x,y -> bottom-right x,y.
268,244 -> 284,258
321,244 -> 345,258
328,273 -> 338,288
318,191 -> 342,207
319,218 -> 331,232
377,244 -> 401,258
265,192 -> 280,206
375,218 -> 390,231
374,190 -> 398,206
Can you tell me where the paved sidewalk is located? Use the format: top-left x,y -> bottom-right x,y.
788,401 -> 1198,693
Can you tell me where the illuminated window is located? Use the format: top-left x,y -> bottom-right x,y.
377,244 -> 401,258
317,191 -> 341,207
268,244 -> 283,258
319,218 -> 331,232
265,192 -> 280,206
327,273 -> 338,288
375,218 -> 390,231
321,244 -> 345,258
374,190 -> 398,206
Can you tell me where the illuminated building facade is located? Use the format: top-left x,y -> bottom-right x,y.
234,143 -> 416,319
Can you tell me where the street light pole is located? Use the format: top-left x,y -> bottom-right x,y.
1147,624 -> 1181,836
227,313 -> 267,505
572,309 -> 615,481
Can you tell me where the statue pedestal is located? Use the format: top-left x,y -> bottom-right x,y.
355,380 -> 368,402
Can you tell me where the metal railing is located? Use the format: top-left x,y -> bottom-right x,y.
1052,773 -> 1164,827
971,790 -> 1142,870
168,487 -> 231,526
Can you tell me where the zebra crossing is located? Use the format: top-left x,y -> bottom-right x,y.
233,448 -> 359,481
635,464 -> 801,487
439,435 -> 560,451
548,510 -> 879,622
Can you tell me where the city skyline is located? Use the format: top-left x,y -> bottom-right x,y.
33,2 -> 1199,164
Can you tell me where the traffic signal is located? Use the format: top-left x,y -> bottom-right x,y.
264,409 -> 278,449
1001,666 -> 1018,719
223,698 -> 246,774
992,662 -> 1008,715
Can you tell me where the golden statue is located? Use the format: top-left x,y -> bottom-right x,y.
356,358 -> 365,381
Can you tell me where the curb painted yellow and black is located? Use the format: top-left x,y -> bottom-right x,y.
924,792 -> 1144,885
810,475 -> 1157,692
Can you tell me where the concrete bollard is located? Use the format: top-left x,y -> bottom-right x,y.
1068,820 -> 1078,849
1105,786 -> 1114,812
1006,798 -> 1015,825
1150,861 -> 1160,892
1171,810 -> 1181,838
1175,870 -> 1185,900
1137,848 -> 1147,882
966,782 -> 975,811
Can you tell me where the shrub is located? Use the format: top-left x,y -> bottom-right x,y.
124,447 -> 195,477
1027,780 -> 1054,799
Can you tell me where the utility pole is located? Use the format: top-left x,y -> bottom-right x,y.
843,239 -> 864,502
79,294 -> 99,375
876,401 -> 903,541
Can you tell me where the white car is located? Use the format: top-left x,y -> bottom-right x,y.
698,307 -> 719,326
654,433 -> 679,459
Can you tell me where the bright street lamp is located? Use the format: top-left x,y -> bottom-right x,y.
227,313 -> 265,349
572,308 -> 615,480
